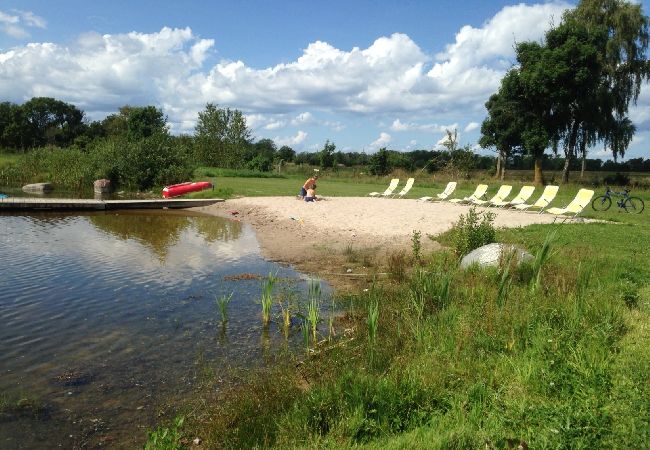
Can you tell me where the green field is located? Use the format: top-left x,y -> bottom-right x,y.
137,173 -> 650,449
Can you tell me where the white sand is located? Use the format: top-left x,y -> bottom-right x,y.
196,196 -> 560,265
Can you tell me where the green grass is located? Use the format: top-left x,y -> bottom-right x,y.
136,171 -> 650,449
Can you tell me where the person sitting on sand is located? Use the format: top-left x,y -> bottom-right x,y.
299,175 -> 318,199
304,187 -> 319,202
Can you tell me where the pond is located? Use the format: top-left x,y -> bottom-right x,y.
0,210 -> 331,448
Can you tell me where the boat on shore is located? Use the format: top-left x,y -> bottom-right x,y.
162,181 -> 213,198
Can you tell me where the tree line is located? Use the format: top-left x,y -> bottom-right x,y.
480,0 -> 649,184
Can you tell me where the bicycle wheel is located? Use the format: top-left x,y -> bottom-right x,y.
623,196 -> 645,214
592,195 -> 612,211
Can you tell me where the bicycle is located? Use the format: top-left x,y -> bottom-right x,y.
591,186 -> 644,214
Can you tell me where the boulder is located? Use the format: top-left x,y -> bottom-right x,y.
460,243 -> 533,270
93,179 -> 112,194
22,182 -> 53,194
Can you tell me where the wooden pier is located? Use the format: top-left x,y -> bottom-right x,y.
0,197 -> 224,212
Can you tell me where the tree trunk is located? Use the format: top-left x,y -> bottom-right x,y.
499,150 -> 506,181
562,122 -> 579,183
534,156 -> 544,185
495,153 -> 501,179
562,155 -> 571,183
579,136 -> 587,180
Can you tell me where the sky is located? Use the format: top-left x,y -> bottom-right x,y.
1,0 -> 649,159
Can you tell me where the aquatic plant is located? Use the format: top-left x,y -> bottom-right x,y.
260,272 -> 278,326
216,292 -> 233,325
301,318 -> 310,352
307,278 -> 322,341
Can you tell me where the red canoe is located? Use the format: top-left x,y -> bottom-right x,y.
162,181 -> 213,198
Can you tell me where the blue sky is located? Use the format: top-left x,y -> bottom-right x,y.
1,1 -> 649,159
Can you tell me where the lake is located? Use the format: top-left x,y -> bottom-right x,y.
0,210 -> 330,448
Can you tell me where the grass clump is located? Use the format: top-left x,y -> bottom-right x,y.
449,206 -> 496,256
143,416 -> 185,450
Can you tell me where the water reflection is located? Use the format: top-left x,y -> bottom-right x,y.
0,210 -> 330,449
88,210 -> 243,260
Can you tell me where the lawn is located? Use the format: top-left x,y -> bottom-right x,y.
149,174 -> 650,449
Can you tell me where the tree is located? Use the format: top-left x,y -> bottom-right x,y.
21,97 -> 85,148
102,105 -> 168,141
559,0 -> 650,177
479,74 -> 526,181
194,103 -> 252,168
368,147 -> 391,175
277,145 -> 295,162
319,140 -> 335,169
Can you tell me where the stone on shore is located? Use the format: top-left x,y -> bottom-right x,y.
460,243 -> 533,269
22,182 -> 53,194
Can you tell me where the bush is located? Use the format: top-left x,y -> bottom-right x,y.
450,206 -> 496,256
603,172 -> 631,187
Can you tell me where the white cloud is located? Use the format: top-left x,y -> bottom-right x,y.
275,130 -> 308,146
264,120 -> 286,130
369,132 -> 391,150
0,9 -> 46,38
464,122 -> 479,132
390,118 -> 458,133
291,111 -> 314,125
0,3 -> 571,136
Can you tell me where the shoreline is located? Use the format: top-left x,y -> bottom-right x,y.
193,196 -> 561,289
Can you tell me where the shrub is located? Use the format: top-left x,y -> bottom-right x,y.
450,206 -> 496,256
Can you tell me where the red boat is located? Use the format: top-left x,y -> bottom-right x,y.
162,181 -> 213,198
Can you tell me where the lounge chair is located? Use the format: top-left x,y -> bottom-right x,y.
491,185 -> 535,207
369,178 -> 399,197
393,178 -> 415,198
545,189 -> 594,219
419,181 -> 456,202
512,185 -> 559,213
449,184 -> 489,204
472,185 -> 512,206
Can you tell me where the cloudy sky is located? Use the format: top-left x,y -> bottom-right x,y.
1,0 -> 649,158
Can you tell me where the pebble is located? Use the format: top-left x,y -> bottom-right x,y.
193,437 -> 202,445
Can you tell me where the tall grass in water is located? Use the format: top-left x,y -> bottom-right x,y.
531,229 -> 557,292
260,272 -> 277,326
307,279 -> 322,341
216,292 -> 233,325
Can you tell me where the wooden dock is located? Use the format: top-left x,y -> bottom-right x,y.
0,197 -> 224,212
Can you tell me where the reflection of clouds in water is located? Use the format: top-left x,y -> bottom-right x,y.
8,214 -> 261,284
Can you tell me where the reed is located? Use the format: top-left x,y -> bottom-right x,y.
261,272 -> 277,326
216,292 -> 233,325
307,298 -> 320,341
301,318 -> 310,352
531,229 -> 557,292
367,298 -> 379,346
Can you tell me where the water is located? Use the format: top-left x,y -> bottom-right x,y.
0,210 -> 329,448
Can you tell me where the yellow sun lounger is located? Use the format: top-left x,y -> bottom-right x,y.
512,185 -> 559,213
545,189 -> 594,219
449,184 -> 488,204
369,178 -> 399,197
393,177 -> 415,198
472,185 -> 512,206
491,185 -> 535,207
419,181 -> 456,202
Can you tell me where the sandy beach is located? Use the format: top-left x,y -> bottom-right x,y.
194,196 -> 560,277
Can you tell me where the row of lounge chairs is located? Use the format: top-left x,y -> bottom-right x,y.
368,177 -> 415,198
368,178 -> 594,218
424,182 -> 594,218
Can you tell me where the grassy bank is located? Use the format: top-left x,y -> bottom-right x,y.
144,181 -> 650,448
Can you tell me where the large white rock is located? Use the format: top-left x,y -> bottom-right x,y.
22,182 -> 53,193
460,243 -> 533,269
